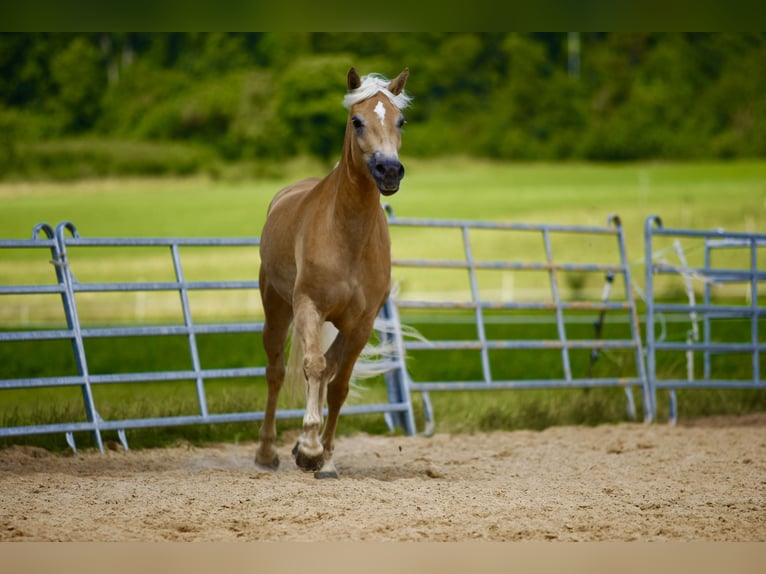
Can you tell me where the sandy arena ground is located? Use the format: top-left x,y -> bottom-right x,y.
1,414 -> 764,542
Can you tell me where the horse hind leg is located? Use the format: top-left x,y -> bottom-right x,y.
254,284 -> 293,471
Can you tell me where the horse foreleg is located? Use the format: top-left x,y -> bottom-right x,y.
314,328 -> 369,479
292,300 -> 332,473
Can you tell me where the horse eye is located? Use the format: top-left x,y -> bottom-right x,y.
352,116 -> 364,130
396,116 -> 406,129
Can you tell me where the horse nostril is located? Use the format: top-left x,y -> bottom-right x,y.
375,162 -> 387,176
398,164 -> 405,180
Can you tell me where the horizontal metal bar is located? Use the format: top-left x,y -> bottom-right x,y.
651,264 -> 766,281
0,402 -> 412,439
0,329 -> 74,342
0,376 -> 86,390
393,258 -> 626,274
88,368 -> 266,384
71,280 -> 259,293
651,303 -> 766,316
0,322 -> 264,343
405,339 -> 638,351
79,322 -> 264,338
409,377 -> 644,392
653,379 -> 766,389
0,367 -> 267,390
192,322 -> 264,335
0,239 -> 58,248
64,237 -> 261,247
0,285 -> 65,295
0,421 -> 101,437
706,238 -> 766,248
652,341 -> 766,353
395,300 -> 631,311
389,217 -> 620,235
648,226 -> 766,241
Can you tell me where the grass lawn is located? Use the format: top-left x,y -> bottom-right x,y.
1,158 -> 765,450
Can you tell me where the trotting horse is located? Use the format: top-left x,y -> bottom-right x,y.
255,67 -> 411,479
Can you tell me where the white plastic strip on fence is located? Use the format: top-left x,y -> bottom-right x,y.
644,215 -> 766,423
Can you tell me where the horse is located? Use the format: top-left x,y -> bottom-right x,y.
254,67 -> 411,479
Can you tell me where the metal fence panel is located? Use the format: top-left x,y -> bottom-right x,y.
644,215 -> 766,423
9,213 -> 759,445
385,209 -> 651,434
1,222 -> 414,451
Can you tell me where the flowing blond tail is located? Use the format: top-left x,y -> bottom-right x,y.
282,323 -> 304,409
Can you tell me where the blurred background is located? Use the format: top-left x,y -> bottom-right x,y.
1,32 -> 765,180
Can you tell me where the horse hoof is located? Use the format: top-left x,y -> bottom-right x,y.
295,450 -> 324,472
293,441 -> 324,472
255,459 -> 279,472
314,469 -> 339,479
313,458 -> 339,479
254,451 -> 279,471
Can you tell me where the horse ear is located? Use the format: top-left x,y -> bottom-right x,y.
387,68 -> 409,95
348,67 -> 362,91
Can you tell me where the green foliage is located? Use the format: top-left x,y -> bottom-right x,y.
2,33 -> 766,179
275,54 -> 354,160
49,36 -> 104,132
8,139 -> 215,180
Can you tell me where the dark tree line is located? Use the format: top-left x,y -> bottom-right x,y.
1,33 -> 765,176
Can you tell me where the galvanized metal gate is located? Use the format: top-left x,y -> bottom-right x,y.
5,213 -> 762,449
0,221 -> 414,451
643,215 -> 766,423
384,209 -> 651,434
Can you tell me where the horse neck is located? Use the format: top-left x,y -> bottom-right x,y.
330,129 -> 384,232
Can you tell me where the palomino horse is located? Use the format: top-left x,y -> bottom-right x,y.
255,67 -> 411,478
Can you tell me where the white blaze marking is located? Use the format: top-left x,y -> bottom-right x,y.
374,101 -> 386,126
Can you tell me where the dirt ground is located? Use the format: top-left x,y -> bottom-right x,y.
1,414 -> 764,542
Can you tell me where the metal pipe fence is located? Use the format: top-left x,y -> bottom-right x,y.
0,221 -> 413,451
4,213 -> 763,449
643,215 -> 766,423
384,209 -> 651,434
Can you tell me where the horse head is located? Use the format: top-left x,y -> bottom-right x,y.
344,67 -> 411,196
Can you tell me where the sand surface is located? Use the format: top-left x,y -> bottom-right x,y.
1,414 -> 764,541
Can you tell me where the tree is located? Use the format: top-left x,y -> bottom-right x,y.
275,54 -> 354,160
49,36 -> 104,132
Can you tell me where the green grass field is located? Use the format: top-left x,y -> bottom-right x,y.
3,157 -> 765,240
1,158 -> 765,451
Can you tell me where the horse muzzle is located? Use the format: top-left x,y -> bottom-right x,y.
368,154 -> 404,196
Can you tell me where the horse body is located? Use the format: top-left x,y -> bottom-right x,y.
255,67 -> 410,478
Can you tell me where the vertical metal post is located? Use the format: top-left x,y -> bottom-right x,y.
54,222 -> 105,453
171,244 -> 208,418
542,228 -> 572,382
383,204 -> 428,435
379,298 -> 416,435
703,239 -> 713,380
751,237 -> 760,384
608,216 -> 645,420
644,216 -> 662,421
462,226 -> 492,385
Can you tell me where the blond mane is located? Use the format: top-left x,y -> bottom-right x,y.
343,73 -> 412,110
